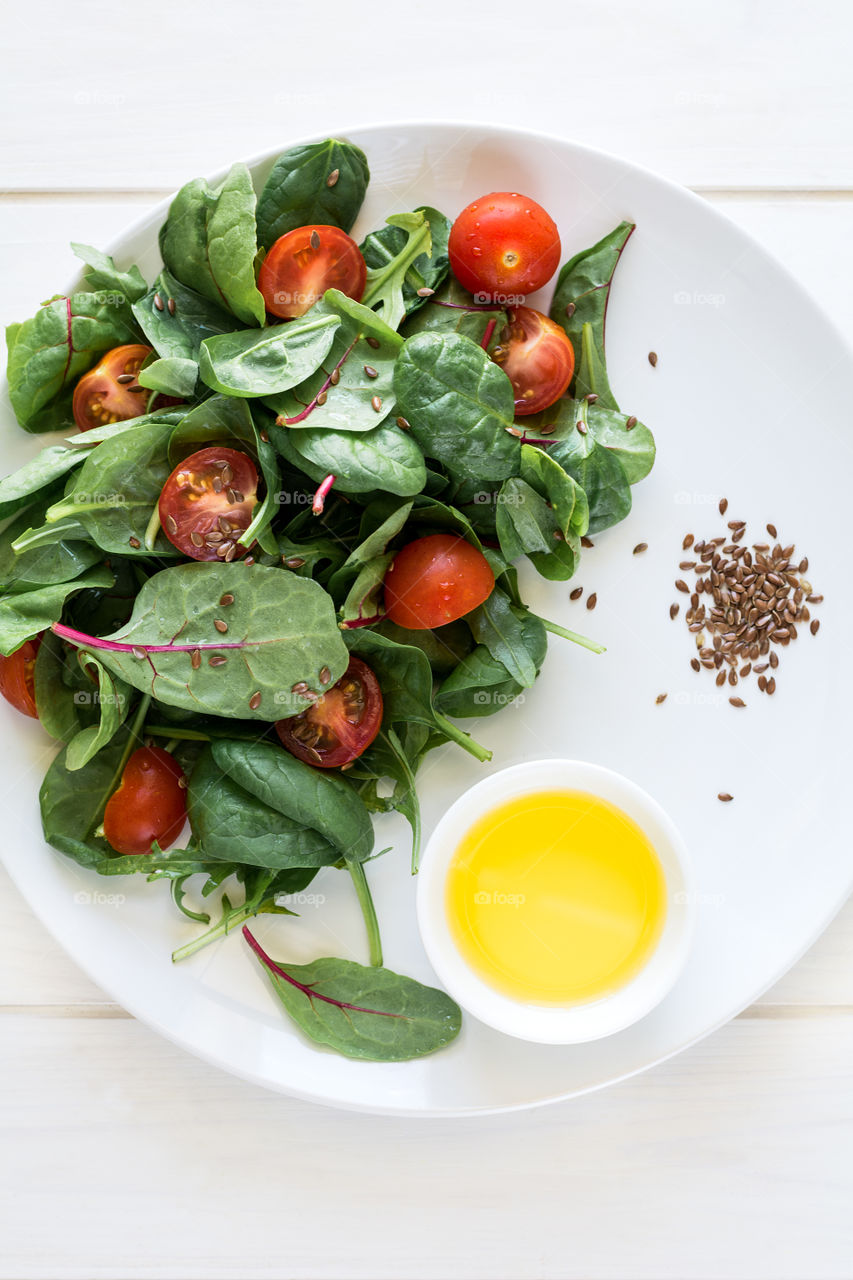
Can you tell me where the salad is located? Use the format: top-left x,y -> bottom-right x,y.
0,138 -> 655,1062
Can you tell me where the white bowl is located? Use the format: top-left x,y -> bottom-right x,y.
416,759 -> 695,1043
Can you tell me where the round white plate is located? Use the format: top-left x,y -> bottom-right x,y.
2,122 -> 851,1115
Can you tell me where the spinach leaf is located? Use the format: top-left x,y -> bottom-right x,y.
212,739 -> 374,864
0,489 -> 102,588
373,618 -> 473,677
527,386 -> 655,485
159,162 -> 266,327
401,276 -> 505,346
468,588 -> 538,688
133,268 -> 240,361
435,610 -> 547,719
265,291 -> 402,432
549,221 -> 634,409
243,926 -> 461,1062
255,139 -> 369,250
34,630 -> 84,742
71,243 -> 148,303
53,562 -> 349,720
64,653 -> 131,771
137,356 -> 198,399
359,206 -> 451,320
0,566 -> 113,656
495,444 -> 587,581
328,500 -> 412,601
6,292 -> 137,432
547,401 -> 633,534
186,747 -> 340,870
0,443 -> 89,521
272,419 -> 426,498
199,311 -> 340,398
393,332 -> 520,483
40,727 -> 131,866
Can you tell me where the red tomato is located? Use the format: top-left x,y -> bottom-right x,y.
0,636 -> 41,718
491,305 -> 575,415
275,656 -> 383,769
258,225 -> 367,319
448,192 -> 561,301
383,535 -> 495,631
72,343 -> 165,432
159,447 -> 259,561
103,746 -> 187,856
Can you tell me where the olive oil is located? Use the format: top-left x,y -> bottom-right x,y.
445,789 -> 666,1005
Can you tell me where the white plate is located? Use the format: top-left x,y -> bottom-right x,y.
2,122 -> 851,1115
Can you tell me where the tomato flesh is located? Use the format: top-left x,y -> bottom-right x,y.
448,192 -> 561,301
0,636 -> 41,718
159,447 -> 259,561
73,343 -> 161,432
103,746 -> 187,856
490,305 -> 575,415
383,535 -> 495,630
275,656 -> 383,769
258,225 -> 367,319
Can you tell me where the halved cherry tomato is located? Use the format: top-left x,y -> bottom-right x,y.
490,305 -> 575,416
0,636 -> 42,718
258,225 -> 367,319
383,535 -> 495,631
158,447 -> 259,561
448,192 -> 561,300
275,656 -> 383,769
103,746 -> 187,856
72,343 -> 164,432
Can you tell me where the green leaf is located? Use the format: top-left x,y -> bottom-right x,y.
272,419 -> 427,498
137,356 -> 198,399
468,589 -> 538,688
71,243 -> 148,303
199,311 -> 340,398
401,276 -> 505,345
265,291 -> 402,432
212,739 -> 375,864
393,332 -> 521,483
64,652 -> 131,771
549,221 -> 635,409
528,390 -> 655,486
360,211 -> 435,333
435,611 -> 547,719
132,268 -> 241,361
160,162 -> 266,327
255,139 -> 369,250
53,562 -> 349,721
0,488 -> 102,588
359,206 -> 452,321
33,630 -> 83,742
244,927 -> 461,1062
0,443 -> 89,522
495,445 -> 587,581
40,727 -> 131,866
547,401 -> 633,535
0,566 -> 113,656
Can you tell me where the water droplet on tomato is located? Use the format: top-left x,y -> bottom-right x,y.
471,246 -> 482,257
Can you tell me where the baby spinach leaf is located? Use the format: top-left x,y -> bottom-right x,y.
0,443 -> 89,521
40,728 -> 131,866
394,332 -> 521,483
34,630 -> 85,742
137,356 -> 198,399
243,926 -> 461,1062
0,487 -> 102,588
187,747 -> 340,870
359,206 -> 451,321
65,653 -> 131,772
528,389 -> 655,485
212,739 -> 375,865
266,291 -> 402,432
159,162 -> 266,327
53,562 -> 349,721
133,268 -> 240,361
468,588 -> 538,688
71,243 -> 148,303
255,139 -> 369,250
6,292 -> 137,432
328,500 -> 412,602
0,566 -> 113,656
339,552 -> 393,627
495,445 -> 587,581
198,311 -> 340,398
373,618 -> 473,677
549,221 -> 634,409
435,610 -> 547,719
547,403 -> 633,534
401,276 -> 505,346
272,420 -> 426,498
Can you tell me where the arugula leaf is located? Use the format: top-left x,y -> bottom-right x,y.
159,162 -> 266,327
359,206 -> 451,321
0,566 -> 114,656
71,243 -> 148,303
255,140 -> 369,250
171,864 -> 318,961
243,926 -> 461,1061
198,311 -> 340,397
393,332 -> 521,483
271,419 -> 426,498
52,562 -> 349,721
360,211 -> 434,332
549,221 -> 635,409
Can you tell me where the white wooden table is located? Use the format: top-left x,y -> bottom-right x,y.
2,2 -> 852,1276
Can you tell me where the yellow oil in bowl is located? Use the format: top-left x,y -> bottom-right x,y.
445,789 -> 667,1005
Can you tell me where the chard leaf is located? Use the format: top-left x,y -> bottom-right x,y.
244,927 -> 461,1062
52,562 -> 349,721
256,140 -> 369,250
198,312 -> 340,398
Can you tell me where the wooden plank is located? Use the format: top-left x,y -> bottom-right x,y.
3,0 -> 853,190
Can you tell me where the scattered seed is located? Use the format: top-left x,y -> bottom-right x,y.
132,647 -> 146,661
244,556 -> 255,566
128,536 -> 141,549
683,533 -> 695,550
284,556 -> 305,569
625,416 -> 638,430
729,697 -> 746,708
718,793 -> 734,802
811,618 -> 820,635
766,677 -> 776,695
127,384 -> 146,394
648,351 -> 658,367
219,593 -> 235,607
716,671 -> 726,687
190,531 -> 204,548
396,415 -> 410,430
679,560 -> 696,570
576,419 -> 588,435
366,336 -> 380,349
212,476 -> 223,494
719,497 -> 728,515
371,395 -> 382,412
319,666 -> 332,685
209,655 -> 227,667
570,587 -> 584,601
656,693 -> 667,704
586,593 -> 597,610
249,691 -> 262,711
214,619 -> 228,634
326,168 -> 340,187
224,543 -> 237,562
675,579 -> 690,593
634,542 -> 648,555
581,536 -> 594,549
670,603 -> 680,619
766,523 -> 777,539
363,365 -> 378,379
167,296 -> 176,315
416,286 -> 435,298
259,428 -> 269,443
565,302 -> 576,318
153,292 -> 164,311
190,649 -> 201,670
221,463 -> 233,485
315,390 -> 328,407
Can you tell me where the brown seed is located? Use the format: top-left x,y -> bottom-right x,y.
670,603 -> 680,619
625,416 -> 638,430
219,593 -> 235,607
718,793 -> 734,803
248,691 -> 262,711
214,619 -> 228,634
310,230 -> 321,249
586,593 -> 597,610
716,671 -> 726,687
769,652 -> 779,668
807,593 -> 823,604
683,533 -> 695,550
633,543 -> 648,555
226,489 -> 237,505
656,693 -> 668,705
366,336 -> 380,349
675,579 -> 690,593
218,516 -> 232,534
576,419 -> 588,435
167,297 -> 176,315
209,655 -> 227,667
758,674 -> 767,691
719,497 -> 728,515
259,429 -> 269,443
319,666 -> 331,685
315,390 -> 328,407
153,292 -> 164,311
396,416 -> 410,430
728,669 -> 738,686
371,395 -> 382,412
766,523 -> 777,539
190,649 -> 201,670
284,556 -> 305,569
128,536 -> 141,549
116,372 -> 134,384
691,658 -> 701,672
581,536 -> 594,549
326,168 -> 340,187
729,697 -> 746,708
363,365 -> 378,379
570,587 -> 584,601
648,351 -> 658,367
190,531 -> 204,548
244,556 -> 255,567
810,618 -> 820,635
417,287 -> 435,298
766,677 -> 776,695
679,560 -> 696,570
132,647 -> 146,661
565,302 -> 576,318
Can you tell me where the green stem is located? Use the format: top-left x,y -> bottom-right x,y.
143,504 -> 162,551
539,615 -> 606,654
87,693 -> 151,840
432,710 -> 492,763
347,857 -> 382,967
172,897 -> 270,963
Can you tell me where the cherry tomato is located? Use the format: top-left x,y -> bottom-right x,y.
448,192 -> 561,300
159,447 -> 259,561
258,225 -> 367,319
72,343 -> 165,432
490,305 -> 575,415
103,746 -> 187,856
0,636 -> 41,718
275,656 -> 383,769
383,535 -> 495,631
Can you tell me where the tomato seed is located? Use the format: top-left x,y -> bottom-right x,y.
330,369 -> 341,385
190,531 -> 204,547
565,303 -> 576,318
132,647 -> 146,660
